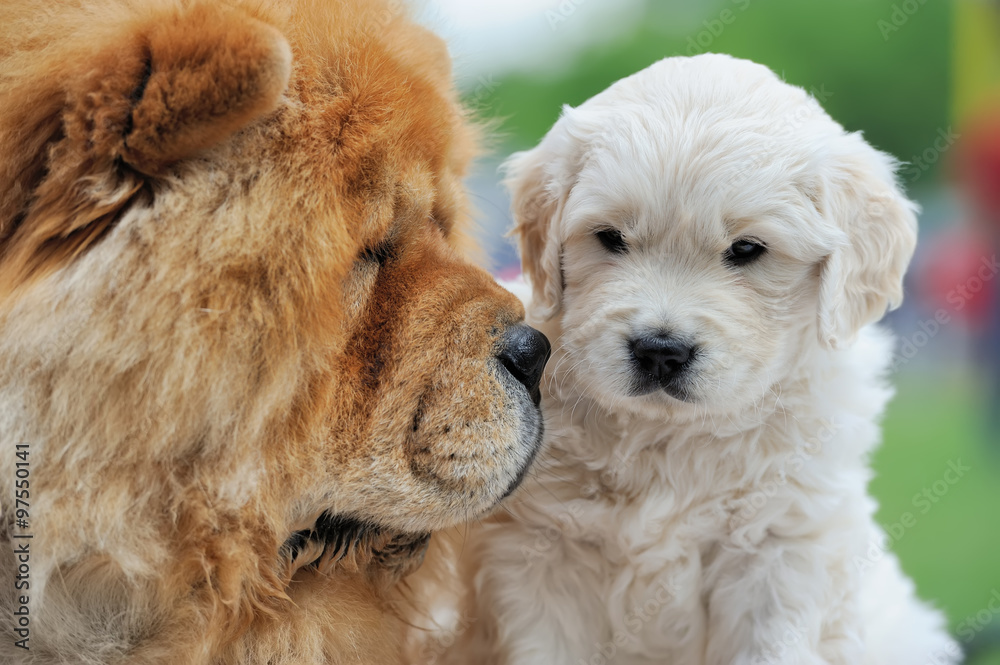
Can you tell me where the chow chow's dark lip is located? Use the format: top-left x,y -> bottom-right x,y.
499,418 -> 544,501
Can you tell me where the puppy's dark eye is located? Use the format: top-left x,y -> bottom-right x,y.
724,239 -> 766,266
595,228 -> 628,254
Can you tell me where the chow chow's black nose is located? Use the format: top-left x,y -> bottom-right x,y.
630,334 -> 694,380
497,324 -> 551,404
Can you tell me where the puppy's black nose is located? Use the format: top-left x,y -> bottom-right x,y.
630,334 -> 694,380
497,324 -> 551,404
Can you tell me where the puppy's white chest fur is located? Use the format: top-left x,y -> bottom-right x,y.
508,401 -> 824,663
522,422 -> 736,663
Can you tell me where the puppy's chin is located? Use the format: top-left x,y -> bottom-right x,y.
628,380 -> 701,413
560,365 -> 697,420
616,387 -> 730,424
567,361 -> 774,425
628,370 -> 694,403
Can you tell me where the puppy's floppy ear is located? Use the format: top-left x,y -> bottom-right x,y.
504,146 -> 563,320
503,108 -> 584,321
0,2 -> 291,295
813,133 -> 919,348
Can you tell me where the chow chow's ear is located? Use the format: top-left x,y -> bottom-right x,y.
113,3 -> 292,175
503,108 -> 587,321
0,2 -> 291,294
814,133 -> 919,349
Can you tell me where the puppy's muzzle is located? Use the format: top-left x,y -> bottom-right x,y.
497,324 -> 551,406
629,332 -> 697,398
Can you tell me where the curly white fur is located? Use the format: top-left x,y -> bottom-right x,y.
443,54 -> 959,665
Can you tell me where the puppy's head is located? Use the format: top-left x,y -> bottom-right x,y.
508,54 -> 916,418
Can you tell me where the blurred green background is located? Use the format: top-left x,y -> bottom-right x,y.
425,0 -> 1000,661
473,0 -> 949,181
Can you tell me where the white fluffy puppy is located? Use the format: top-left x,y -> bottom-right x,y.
444,54 -> 959,665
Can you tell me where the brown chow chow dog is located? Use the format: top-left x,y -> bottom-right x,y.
0,1 -> 549,663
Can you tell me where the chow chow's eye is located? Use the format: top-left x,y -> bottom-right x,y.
595,228 -> 628,254
359,239 -> 395,266
724,238 -> 766,266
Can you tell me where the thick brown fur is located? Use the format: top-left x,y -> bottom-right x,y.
0,1 -> 542,663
